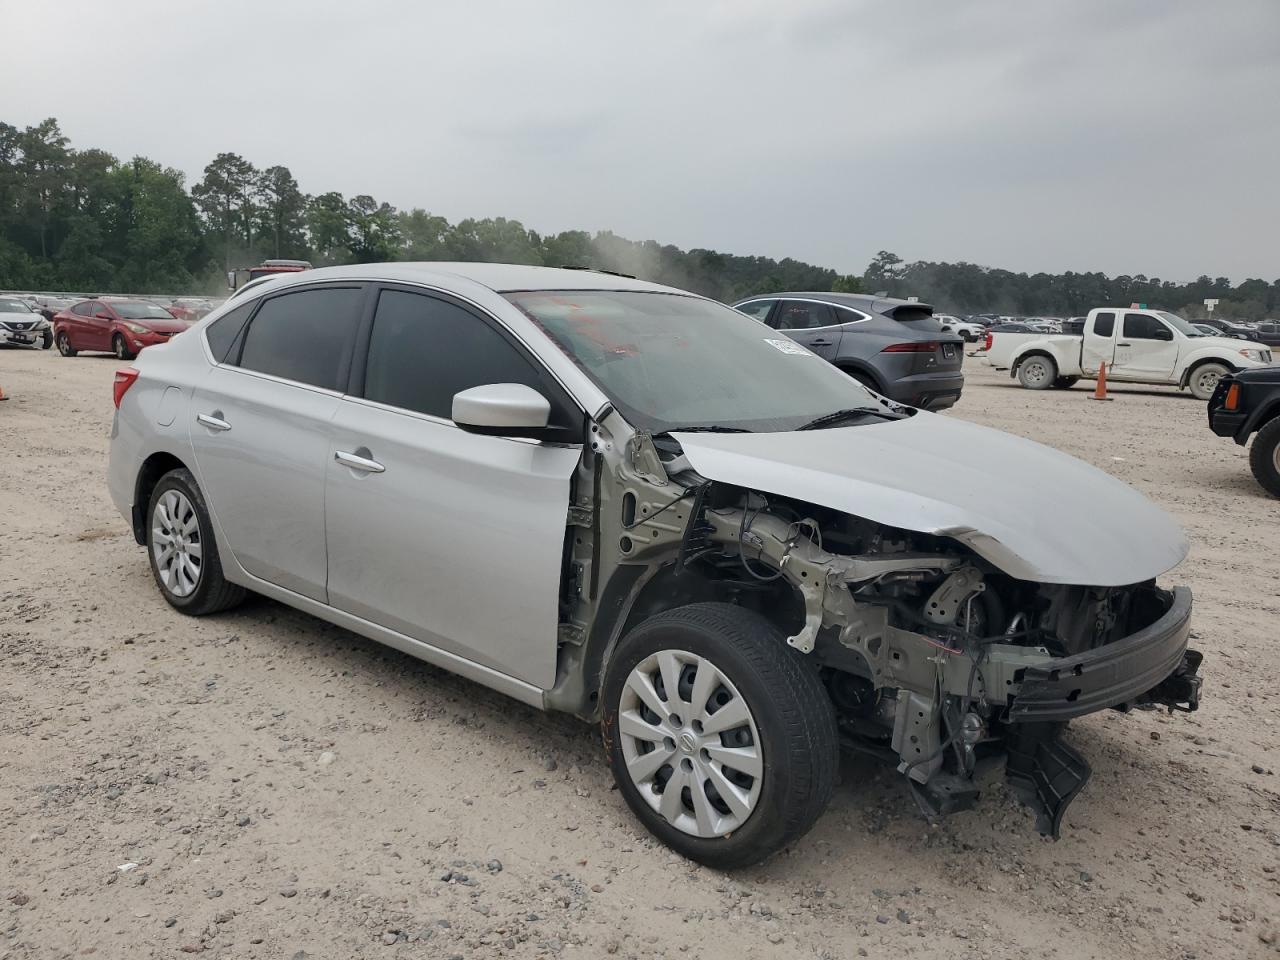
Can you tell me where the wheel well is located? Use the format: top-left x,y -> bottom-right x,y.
834,362 -> 884,392
1012,350 -> 1055,373
131,452 -> 188,543
1180,356 -> 1236,388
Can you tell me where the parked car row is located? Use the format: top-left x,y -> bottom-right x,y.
106,262 -> 1202,867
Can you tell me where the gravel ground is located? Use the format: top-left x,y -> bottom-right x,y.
0,346 -> 1276,960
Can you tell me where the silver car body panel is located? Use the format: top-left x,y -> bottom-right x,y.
325,396 -> 579,689
672,413 -> 1188,587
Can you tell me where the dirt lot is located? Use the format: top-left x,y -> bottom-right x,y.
0,346 -> 1276,960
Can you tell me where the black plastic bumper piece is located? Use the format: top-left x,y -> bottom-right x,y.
1005,721 -> 1091,839
1008,587 -> 1196,723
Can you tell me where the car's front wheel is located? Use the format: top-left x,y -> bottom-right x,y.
602,603 -> 838,869
113,333 -> 137,361
41,328 -> 53,349
1017,355 -> 1057,389
1189,362 -> 1231,401
147,468 -> 245,615
1249,417 -> 1280,498
56,332 -> 76,357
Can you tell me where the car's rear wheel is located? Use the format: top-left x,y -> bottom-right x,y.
56,332 -> 76,357
1248,417 -> 1280,498
1189,362 -> 1230,401
1017,356 -> 1056,390
147,468 -> 245,615
113,333 -> 137,361
602,603 -> 838,869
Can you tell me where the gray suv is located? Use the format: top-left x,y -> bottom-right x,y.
108,263 -> 1201,868
733,293 -> 965,409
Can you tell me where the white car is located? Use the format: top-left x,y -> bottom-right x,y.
107,263 -> 1203,866
934,315 -> 985,342
0,297 -> 53,349
985,307 -> 1274,399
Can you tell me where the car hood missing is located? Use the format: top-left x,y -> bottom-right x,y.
672,414 -> 1188,586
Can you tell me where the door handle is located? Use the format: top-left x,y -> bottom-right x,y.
196,413 -> 231,432
1117,342 -> 1131,347
808,338 -> 833,346
335,450 -> 385,474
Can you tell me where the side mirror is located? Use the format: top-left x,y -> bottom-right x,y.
96,311 -> 113,320
452,383 -> 551,437
1153,327 -> 1173,341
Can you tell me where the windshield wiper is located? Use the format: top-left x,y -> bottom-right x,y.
796,407 -> 897,431
662,425 -> 753,434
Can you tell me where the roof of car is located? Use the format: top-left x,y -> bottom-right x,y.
254,262 -> 690,296
734,291 -> 935,314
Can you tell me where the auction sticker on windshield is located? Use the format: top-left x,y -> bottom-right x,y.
765,338 -> 812,355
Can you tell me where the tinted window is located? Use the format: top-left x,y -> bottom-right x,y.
1124,313 -> 1165,340
237,287 -> 363,390
1092,311 -> 1115,337
735,300 -> 774,323
775,301 -> 835,330
204,301 -> 256,363
364,290 -> 566,424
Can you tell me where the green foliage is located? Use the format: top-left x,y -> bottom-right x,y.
0,117 -> 1276,317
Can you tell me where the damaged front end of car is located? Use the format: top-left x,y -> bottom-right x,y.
554,421 -> 1203,838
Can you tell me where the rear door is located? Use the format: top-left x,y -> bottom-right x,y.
65,302 -> 94,349
1081,311 -> 1117,375
771,300 -> 842,360
88,303 -> 118,350
1111,312 -> 1178,381
324,286 -> 582,689
189,283 -> 366,601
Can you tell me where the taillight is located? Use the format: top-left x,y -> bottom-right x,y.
881,341 -> 939,353
1224,382 -> 1240,411
113,367 -> 140,409
983,332 -> 994,351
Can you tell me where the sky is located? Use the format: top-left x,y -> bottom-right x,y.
3,0 -> 1278,282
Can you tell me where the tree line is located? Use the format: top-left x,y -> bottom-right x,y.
1,118 -> 1275,319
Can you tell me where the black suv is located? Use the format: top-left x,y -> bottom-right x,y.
1208,366 -> 1280,497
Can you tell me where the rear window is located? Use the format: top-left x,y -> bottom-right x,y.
888,306 -> 938,326
205,301 -> 256,363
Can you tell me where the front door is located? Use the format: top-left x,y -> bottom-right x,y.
1110,312 -> 1179,381
324,287 -> 582,689
188,284 -> 366,601
771,300 -> 843,360
88,303 -> 117,351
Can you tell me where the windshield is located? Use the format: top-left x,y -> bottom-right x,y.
505,290 -> 882,433
111,301 -> 176,320
1157,311 -> 1205,338
0,300 -> 33,313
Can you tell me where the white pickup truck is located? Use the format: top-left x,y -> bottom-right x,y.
984,307 -> 1275,400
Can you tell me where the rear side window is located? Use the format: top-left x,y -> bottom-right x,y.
72,302 -> 94,317
1092,312 -> 1115,337
888,306 -> 935,325
735,300 -> 774,323
237,287 -> 363,390
1123,313 -> 1164,340
204,301 -> 256,363
775,301 -> 835,330
364,289 -> 570,425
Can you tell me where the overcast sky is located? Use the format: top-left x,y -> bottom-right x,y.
3,0 -> 1277,281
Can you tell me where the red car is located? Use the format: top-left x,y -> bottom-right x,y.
53,298 -> 191,360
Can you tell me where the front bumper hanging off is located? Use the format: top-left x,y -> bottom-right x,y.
1002,586 -> 1202,837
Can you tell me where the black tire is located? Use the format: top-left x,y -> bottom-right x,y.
1249,417 -> 1280,498
41,328 -> 53,350
146,468 -> 245,615
113,333 -> 137,361
56,332 -> 77,357
842,368 -> 881,394
602,603 -> 838,869
1052,376 -> 1079,389
1017,355 -> 1056,390
1188,362 -> 1230,402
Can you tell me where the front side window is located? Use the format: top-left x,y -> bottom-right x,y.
775,301 -> 835,330
1093,311 -> 1115,337
734,300 -> 774,323
506,290 -> 880,433
364,289 -> 569,424
236,287 -> 363,390
1124,313 -> 1166,340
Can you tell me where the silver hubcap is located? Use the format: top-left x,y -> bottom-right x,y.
1273,442 -> 1280,474
1197,370 -> 1221,395
618,649 -> 762,838
151,490 -> 202,598
1024,360 -> 1048,385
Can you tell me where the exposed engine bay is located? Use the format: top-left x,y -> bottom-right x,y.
552,426 -> 1204,837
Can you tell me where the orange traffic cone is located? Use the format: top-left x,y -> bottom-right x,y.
1091,361 -> 1112,401
0,384 -> 7,401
